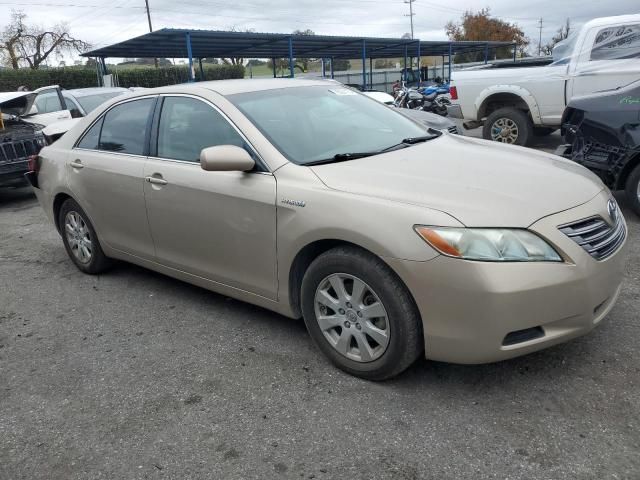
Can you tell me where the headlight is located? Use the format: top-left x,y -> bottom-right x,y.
414,226 -> 562,262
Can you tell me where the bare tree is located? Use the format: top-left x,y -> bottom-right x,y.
540,19 -> 571,56
0,11 -> 90,70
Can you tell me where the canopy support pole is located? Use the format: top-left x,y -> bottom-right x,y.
198,58 -> 204,81
448,43 -> 452,81
361,40 -> 367,90
288,36 -> 294,78
321,58 -> 326,78
403,46 -> 408,83
484,43 -> 489,64
272,58 -> 277,78
185,32 -> 194,82
330,57 -> 334,79
369,57 -> 373,89
441,56 -> 445,79
416,40 -> 421,82
513,43 -> 517,62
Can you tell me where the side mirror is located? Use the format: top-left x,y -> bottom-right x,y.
200,145 -> 255,172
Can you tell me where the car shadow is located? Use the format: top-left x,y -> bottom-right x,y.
0,185 -> 36,209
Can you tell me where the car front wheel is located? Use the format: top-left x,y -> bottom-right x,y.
300,246 -> 423,380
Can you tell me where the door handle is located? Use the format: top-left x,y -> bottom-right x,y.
145,176 -> 168,185
70,159 -> 84,169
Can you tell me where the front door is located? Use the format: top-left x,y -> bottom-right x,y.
67,97 -> 157,259
143,95 -> 277,299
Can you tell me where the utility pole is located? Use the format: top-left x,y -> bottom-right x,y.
144,0 -> 159,68
404,0 -> 416,39
537,17 -> 543,56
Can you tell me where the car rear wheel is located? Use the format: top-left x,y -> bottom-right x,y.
483,107 -> 533,146
300,246 -> 423,380
59,198 -> 112,274
625,163 -> 640,217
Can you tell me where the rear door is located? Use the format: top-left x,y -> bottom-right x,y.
68,96 -> 157,259
569,22 -> 640,99
143,95 -> 277,299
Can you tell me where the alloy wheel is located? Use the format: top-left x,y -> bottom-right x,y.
491,117 -> 519,144
64,211 -> 93,264
314,273 -> 390,363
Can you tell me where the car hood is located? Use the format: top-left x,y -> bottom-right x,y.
309,134 -> 604,227
0,91 -> 36,116
396,108 -> 456,130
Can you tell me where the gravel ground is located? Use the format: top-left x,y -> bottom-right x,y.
1,180 -> 639,479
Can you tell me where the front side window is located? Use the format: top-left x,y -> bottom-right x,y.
99,98 -> 155,155
590,24 -> 640,60
157,96 -> 245,163
229,86 -> 427,164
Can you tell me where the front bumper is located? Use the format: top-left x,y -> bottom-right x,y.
384,190 -> 627,364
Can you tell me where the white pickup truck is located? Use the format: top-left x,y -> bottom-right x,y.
448,14 -> 640,146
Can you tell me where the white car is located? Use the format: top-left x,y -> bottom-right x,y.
24,86 -> 132,127
449,14 -> 640,145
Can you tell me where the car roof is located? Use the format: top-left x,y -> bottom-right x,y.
153,78 -> 341,96
582,14 -> 640,30
64,87 -> 130,97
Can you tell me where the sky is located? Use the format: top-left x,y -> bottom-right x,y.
0,0 -> 638,64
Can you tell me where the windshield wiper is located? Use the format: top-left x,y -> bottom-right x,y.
379,132 -> 441,152
305,131 -> 440,166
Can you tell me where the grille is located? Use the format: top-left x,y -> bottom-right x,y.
447,125 -> 459,134
559,210 -> 626,261
0,137 -> 42,164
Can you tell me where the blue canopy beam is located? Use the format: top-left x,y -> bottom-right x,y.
185,31 -> 194,82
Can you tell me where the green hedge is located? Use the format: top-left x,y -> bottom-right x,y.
0,64 -> 245,91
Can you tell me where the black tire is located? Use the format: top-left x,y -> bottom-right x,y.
625,163 -> 640,217
58,198 -> 112,274
300,246 -> 423,381
483,107 -> 533,146
533,127 -> 557,136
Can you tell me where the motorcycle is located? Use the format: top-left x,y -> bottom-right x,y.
394,84 -> 451,117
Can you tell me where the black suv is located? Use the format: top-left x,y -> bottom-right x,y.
558,80 -> 640,216
0,93 -> 46,187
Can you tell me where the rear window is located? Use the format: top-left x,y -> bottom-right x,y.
591,24 -> 640,60
75,92 -> 125,114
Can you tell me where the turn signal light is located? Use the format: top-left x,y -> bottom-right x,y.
449,86 -> 458,100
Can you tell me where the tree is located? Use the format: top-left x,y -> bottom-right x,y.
540,19 -> 571,56
292,29 -> 316,72
0,11 -> 90,69
445,8 -> 529,63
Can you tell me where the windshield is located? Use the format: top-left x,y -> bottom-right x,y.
551,33 -> 578,65
75,91 -> 125,113
229,86 -> 427,164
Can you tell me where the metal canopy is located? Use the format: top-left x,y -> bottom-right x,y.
82,28 -> 513,60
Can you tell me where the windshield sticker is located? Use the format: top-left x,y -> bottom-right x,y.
329,89 -> 357,96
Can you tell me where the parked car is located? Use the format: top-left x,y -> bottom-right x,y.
449,14 -> 640,145
361,90 -> 462,134
557,79 -> 640,216
28,79 -> 627,380
25,86 -> 131,127
0,91 -> 46,187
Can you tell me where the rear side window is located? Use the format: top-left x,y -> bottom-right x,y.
590,24 -> 640,60
156,96 -> 245,163
98,98 -> 155,155
78,117 -> 103,150
35,89 -> 63,114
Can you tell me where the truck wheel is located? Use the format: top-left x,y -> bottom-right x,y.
534,127 -> 557,136
625,163 -> 640,217
483,108 -> 533,146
